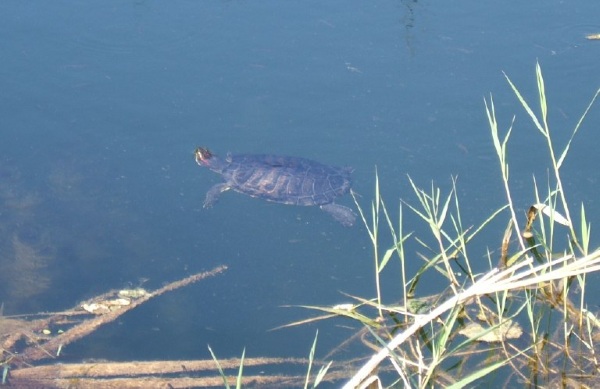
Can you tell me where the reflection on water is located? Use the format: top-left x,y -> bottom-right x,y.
0,164 -> 54,308
0,154 -> 169,314
0,156 -> 113,313
5,232 -> 53,301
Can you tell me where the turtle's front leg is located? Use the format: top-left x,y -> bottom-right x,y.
203,183 -> 230,208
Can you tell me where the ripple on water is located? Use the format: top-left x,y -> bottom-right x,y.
59,5 -> 206,56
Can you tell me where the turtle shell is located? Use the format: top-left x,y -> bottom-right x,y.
222,154 -> 352,206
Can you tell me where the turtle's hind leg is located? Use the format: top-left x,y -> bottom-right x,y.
321,203 -> 356,227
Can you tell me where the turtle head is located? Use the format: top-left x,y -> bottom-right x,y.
194,147 -> 214,166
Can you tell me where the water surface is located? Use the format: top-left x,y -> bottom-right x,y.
1,0 -> 600,384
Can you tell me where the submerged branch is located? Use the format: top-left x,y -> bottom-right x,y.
13,265 -> 228,365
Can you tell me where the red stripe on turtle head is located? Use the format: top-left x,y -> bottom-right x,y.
194,147 -> 213,166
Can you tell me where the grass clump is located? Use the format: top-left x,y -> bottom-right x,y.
327,62 -> 600,388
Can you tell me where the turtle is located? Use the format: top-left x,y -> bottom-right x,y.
194,147 -> 357,226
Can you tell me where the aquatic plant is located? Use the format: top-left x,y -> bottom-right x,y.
337,62 -> 600,387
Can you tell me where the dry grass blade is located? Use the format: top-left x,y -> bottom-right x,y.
343,247 -> 600,388
9,357 -> 338,389
274,304 -> 381,330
